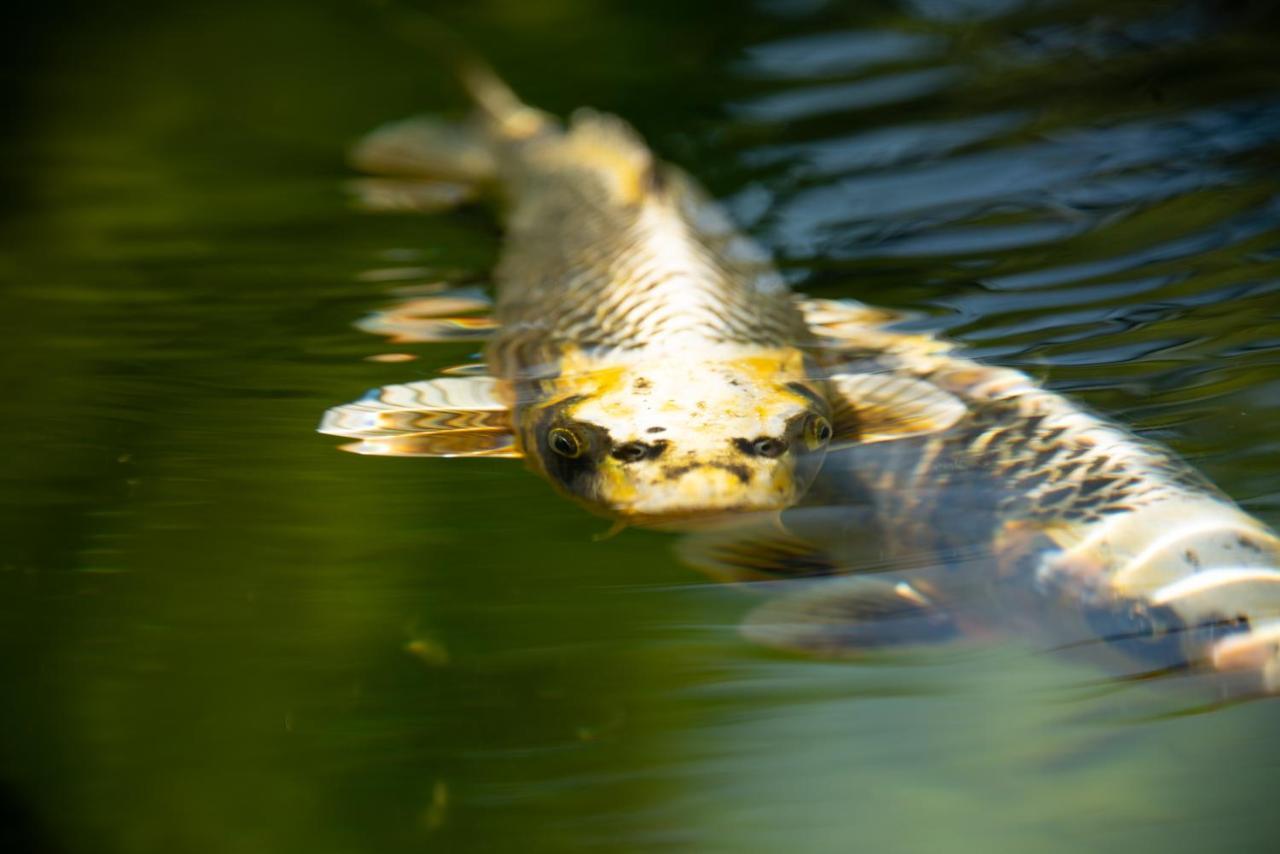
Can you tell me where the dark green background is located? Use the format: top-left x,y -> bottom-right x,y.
4,1 -> 1280,852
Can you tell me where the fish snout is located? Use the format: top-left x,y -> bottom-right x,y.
623,460 -> 797,521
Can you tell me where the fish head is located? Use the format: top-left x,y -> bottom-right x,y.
516,353 -> 833,525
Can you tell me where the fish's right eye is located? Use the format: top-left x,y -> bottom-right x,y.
549,427 -> 583,458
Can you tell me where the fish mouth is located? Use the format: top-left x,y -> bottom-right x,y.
600,462 -> 801,529
615,504 -> 790,532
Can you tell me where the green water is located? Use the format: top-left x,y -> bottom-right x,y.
4,1 -> 1280,852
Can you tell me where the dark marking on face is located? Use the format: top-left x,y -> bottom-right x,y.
611,440 -> 668,463
632,377 -> 652,392
1184,549 -> 1202,569
646,426 -> 666,434
733,437 -> 789,458
663,461 -> 753,484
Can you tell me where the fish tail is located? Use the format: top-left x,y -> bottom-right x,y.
372,2 -> 547,138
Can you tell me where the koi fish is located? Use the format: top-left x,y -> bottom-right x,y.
319,65 -> 1280,694
320,66 -> 959,522
679,329 -> 1280,696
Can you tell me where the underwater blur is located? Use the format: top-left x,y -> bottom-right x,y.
4,1 -> 1280,852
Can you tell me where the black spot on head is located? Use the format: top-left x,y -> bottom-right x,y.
1184,549 -> 1202,569
611,440 -> 668,463
734,437 -> 788,458
646,426 -> 665,434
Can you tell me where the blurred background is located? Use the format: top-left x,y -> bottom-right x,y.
3,1 -> 1280,852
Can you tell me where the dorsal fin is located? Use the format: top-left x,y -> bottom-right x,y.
560,108 -> 657,203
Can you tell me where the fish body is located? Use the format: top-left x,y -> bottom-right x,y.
321,64 -> 1280,693
331,69 -> 880,522
687,334 -> 1280,694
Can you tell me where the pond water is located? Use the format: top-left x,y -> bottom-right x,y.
4,1 -> 1280,852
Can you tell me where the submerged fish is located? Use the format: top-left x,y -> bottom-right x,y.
680,333 -> 1280,696
320,66 -> 1280,694
321,66 -> 957,521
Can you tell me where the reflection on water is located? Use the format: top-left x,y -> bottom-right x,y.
4,0 -> 1280,852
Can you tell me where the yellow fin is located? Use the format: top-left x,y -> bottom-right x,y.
340,430 -> 519,459
350,116 -> 496,183
347,177 -> 477,214
319,377 -> 516,458
563,108 -> 656,203
676,514 -> 838,584
827,372 -> 966,443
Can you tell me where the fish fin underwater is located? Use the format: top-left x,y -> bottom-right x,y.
320,376 -> 521,458
319,46 -> 1280,697
740,576 -> 959,658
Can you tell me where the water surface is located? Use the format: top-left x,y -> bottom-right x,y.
4,1 -> 1280,852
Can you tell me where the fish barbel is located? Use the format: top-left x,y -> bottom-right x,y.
321,65 -> 959,522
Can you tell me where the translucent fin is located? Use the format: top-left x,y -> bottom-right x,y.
827,372 -> 966,443
742,576 -> 957,657
355,289 -> 496,343
321,376 -> 517,459
340,430 -> 519,458
350,116 -> 496,183
347,177 -> 477,213
439,362 -> 491,376
319,377 -> 509,438
800,298 -> 955,357
677,515 -> 840,584
798,298 -> 908,329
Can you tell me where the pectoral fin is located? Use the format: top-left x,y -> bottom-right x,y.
676,515 -> 840,583
347,177 -> 478,214
351,116 -> 496,184
339,430 -> 519,458
319,376 -> 520,459
827,373 -> 966,444
355,288 -> 497,343
742,576 -> 957,657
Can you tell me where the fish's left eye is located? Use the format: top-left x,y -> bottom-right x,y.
804,415 -> 833,450
549,427 -> 583,458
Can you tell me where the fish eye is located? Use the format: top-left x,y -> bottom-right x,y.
611,442 -> 649,463
804,414 -> 833,450
548,427 -> 583,458
751,437 -> 788,458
